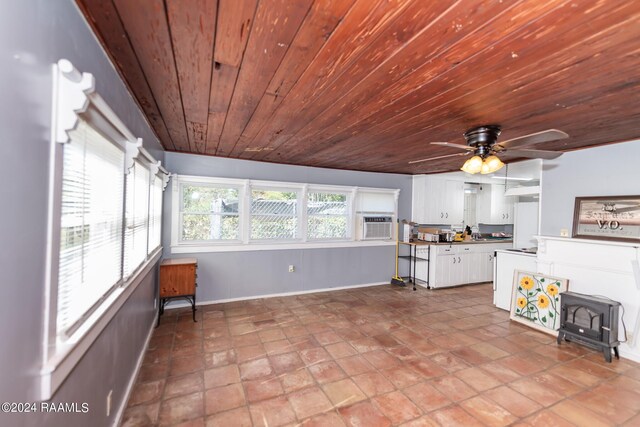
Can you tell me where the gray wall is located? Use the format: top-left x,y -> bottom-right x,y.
540,139 -> 640,236
0,1 -> 163,426
164,152 -> 412,302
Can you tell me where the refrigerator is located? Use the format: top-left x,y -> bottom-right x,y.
513,201 -> 539,249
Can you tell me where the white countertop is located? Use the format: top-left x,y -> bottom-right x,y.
495,249 -> 537,257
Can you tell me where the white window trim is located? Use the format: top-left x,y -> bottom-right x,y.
171,174 -> 400,253
42,60 -> 169,400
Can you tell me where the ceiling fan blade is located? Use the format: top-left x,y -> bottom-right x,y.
499,129 -> 569,149
408,152 -> 470,164
505,148 -> 563,160
431,142 -> 474,151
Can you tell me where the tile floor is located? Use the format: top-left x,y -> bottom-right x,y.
122,284 -> 640,426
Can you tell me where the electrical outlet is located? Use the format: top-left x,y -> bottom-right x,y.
288,265 -> 295,273
560,228 -> 569,237
106,389 -> 113,417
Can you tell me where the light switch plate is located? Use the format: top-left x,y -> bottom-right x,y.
560,228 -> 569,237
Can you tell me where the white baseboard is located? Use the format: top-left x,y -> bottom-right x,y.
619,344 -> 640,363
112,313 -> 157,427
163,281 -> 389,309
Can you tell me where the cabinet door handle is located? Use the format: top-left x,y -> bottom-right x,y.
441,212 -> 444,218
458,256 -> 461,263
445,212 -> 448,218
453,257 -> 456,264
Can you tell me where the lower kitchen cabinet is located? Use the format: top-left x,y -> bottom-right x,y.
428,242 -> 511,288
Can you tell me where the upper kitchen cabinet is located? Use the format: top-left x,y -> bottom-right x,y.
412,176 -> 464,224
477,184 -> 514,224
490,184 -> 514,223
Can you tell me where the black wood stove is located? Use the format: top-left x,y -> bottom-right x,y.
557,291 -> 621,362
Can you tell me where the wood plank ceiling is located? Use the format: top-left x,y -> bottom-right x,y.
77,0 -> 640,174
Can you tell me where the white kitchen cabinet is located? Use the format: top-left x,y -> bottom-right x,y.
412,176 -> 464,225
429,242 -> 512,288
490,184 -> 514,223
434,254 -> 454,287
444,180 -> 465,224
411,175 -> 427,223
476,184 -> 514,224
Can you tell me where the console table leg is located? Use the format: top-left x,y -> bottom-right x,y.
192,294 -> 197,323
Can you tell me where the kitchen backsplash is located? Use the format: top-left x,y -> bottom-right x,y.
415,223 -> 513,234
478,223 -> 514,234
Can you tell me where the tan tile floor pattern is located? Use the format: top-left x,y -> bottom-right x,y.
122,284 -> 640,426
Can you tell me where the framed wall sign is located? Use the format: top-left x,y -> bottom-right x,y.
572,195 -> 640,243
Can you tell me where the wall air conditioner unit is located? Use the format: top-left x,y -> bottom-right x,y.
362,216 -> 393,240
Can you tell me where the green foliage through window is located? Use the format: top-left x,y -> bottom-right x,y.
181,185 -> 239,241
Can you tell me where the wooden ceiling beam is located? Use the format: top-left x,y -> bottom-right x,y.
244,0 -> 415,158
166,0 -> 217,154
77,0 -> 175,149
204,0 -> 258,154
215,0 -> 315,157
228,0 -> 358,157
113,0 -> 190,150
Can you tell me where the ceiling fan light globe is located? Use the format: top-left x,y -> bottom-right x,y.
461,155 -> 483,174
480,155 -> 504,174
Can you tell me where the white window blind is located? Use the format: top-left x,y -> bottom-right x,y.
250,189 -> 299,240
57,119 -> 124,335
356,191 -> 395,213
124,160 -> 150,278
148,176 -> 163,253
307,192 -> 350,239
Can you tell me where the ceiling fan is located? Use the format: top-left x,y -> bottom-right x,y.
409,125 -> 569,174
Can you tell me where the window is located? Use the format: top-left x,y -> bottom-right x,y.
45,59 -> 171,399
123,160 -> 150,278
251,188 -> 299,240
307,191 -> 350,240
148,175 -> 163,253
57,119 -> 125,335
171,175 -> 399,251
180,184 -> 240,241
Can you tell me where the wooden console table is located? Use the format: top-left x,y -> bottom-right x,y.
158,258 -> 197,326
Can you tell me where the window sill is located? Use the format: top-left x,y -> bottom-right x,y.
171,240 -> 396,253
39,248 -> 162,401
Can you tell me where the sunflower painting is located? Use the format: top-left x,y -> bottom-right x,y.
509,270 -> 569,335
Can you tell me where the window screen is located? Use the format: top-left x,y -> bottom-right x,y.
251,189 -> 298,240
307,192 -> 349,239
